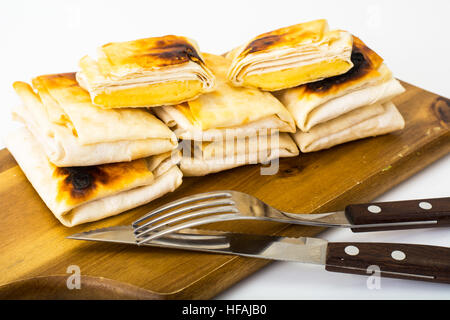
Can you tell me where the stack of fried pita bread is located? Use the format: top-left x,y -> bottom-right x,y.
227,20 -> 405,152
5,34 -> 218,226
7,72 -> 183,227
153,53 -> 299,176
6,19 -> 406,226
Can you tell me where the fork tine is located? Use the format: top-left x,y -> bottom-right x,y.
134,205 -> 238,238
136,213 -> 253,245
132,190 -> 233,227
133,198 -> 235,234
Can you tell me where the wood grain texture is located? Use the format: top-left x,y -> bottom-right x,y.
325,242 -> 450,283
0,81 -> 449,299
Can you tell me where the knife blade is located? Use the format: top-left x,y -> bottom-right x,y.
68,226 -> 450,283
68,226 -> 328,264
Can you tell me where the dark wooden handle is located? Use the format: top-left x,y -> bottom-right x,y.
325,242 -> 450,284
345,197 -> 450,232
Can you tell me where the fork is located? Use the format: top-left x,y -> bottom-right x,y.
132,190 -> 450,245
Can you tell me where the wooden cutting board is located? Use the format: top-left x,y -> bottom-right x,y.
0,81 -> 449,299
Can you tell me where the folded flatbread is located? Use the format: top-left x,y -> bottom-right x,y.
292,101 -> 405,152
226,19 -> 353,91
180,133 -> 299,176
153,53 -> 295,141
5,128 -> 183,227
276,36 -> 405,131
76,35 -> 215,108
12,73 -> 177,166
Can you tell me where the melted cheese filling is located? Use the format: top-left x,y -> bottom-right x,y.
92,80 -> 203,108
243,59 -> 353,91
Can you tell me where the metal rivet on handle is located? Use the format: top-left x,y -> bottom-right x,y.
344,245 -> 360,256
391,250 -> 406,261
419,202 -> 432,210
368,205 -> 381,213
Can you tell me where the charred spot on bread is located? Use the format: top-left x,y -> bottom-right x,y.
304,36 -> 383,93
305,49 -> 369,92
245,34 -> 284,54
54,159 -> 151,203
102,35 -> 204,69
138,42 -> 204,67
56,166 -> 105,198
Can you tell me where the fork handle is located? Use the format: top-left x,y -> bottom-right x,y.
345,197 -> 450,232
325,242 -> 450,284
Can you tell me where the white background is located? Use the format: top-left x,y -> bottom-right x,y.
0,0 -> 449,299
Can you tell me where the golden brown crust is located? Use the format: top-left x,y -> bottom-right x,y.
303,35 -> 384,94
32,72 -> 93,105
353,35 -> 383,69
238,19 -> 328,58
54,159 -> 152,206
33,72 -> 78,89
99,35 -> 204,73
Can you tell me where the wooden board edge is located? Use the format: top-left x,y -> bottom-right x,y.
0,148 -> 16,173
0,275 -> 168,300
